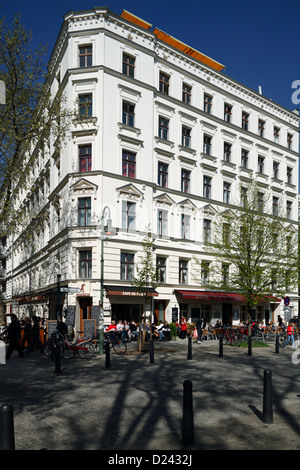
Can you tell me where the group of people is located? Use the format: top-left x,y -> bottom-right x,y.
4,314 -> 45,360
105,320 -> 139,342
104,319 -> 174,342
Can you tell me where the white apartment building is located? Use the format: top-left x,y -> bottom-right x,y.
2,8 -> 299,334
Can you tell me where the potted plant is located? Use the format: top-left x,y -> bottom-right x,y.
187,322 -> 195,335
169,322 -> 178,340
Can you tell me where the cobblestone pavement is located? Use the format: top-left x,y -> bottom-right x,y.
1,337 -> 300,452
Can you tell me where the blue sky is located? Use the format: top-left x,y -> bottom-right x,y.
1,0 -> 299,112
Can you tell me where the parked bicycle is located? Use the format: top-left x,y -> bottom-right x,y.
45,330 -> 94,359
221,327 -> 243,347
104,330 -> 127,354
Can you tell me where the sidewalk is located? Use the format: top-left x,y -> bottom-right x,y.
1,337 -> 300,451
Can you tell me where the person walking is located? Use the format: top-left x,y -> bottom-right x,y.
283,322 -> 296,349
196,317 -> 206,344
28,315 -> 44,353
6,314 -> 25,360
22,317 -> 32,350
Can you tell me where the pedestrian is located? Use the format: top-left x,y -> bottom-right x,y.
22,317 -> 32,350
196,317 -> 206,344
283,322 -> 296,349
28,315 -> 44,353
6,314 -> 25,360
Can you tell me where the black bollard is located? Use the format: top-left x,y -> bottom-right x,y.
275,334 -> 279,354
248,335 -> 252,356
105,341 -> 110,369
150,339 -> 154,364
219,335 -> 223,357
187,335 -> 192,360
0,404 -> 15,450
263,369 -> 273,424
182,380 -> 194,445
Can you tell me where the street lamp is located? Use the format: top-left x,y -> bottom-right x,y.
98,206 -> 115,354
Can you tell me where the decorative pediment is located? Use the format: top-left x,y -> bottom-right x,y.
116,183 -> 143,200
201,204 -> 218,216
220,209 -> 235,219
178,199 -> 197,211
153,193 -> 175,206
70,178 -> 98,195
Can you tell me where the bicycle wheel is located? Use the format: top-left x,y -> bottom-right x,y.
45,340 -> 55,358
77,341 -> 95,359
62,344 -> 76,359
112,339 -> 127,354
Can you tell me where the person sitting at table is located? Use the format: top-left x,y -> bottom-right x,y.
179,317 -> 187,339
129,321 -> 138,341
106,320 -> 117,332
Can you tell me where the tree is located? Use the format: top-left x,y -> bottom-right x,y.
0,15 -> 74,323
131,229 -> 160,351
193,182 -> 298,326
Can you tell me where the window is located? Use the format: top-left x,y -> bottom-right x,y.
241,149 -> 248,168
79,94 -> 93,118
257,156 -> 265,174
224,104 -> 232,122
203,176 -> 212,199
201,262 -> 210,286
223,182 -> 231,204
274,127 -> 280,144
157,209 -> 168,237
223,223 -> 230,245
121,252 -> 134,280
78,197 -> 91,226
157,257 -> 167,283
179,259 -> 188,284
122,53 -> 135,78
204,94 -> 212,113
159,72 -> 170,95
222,264 -> 229,285
79,144 -> 92,172
79,250 -> 92,278
158,162 -> 168,187
287,166 -> 293,184
182,126 -> 191,148
181,214 -> 190,239
258,119 -> 265,137
181,169 -> 191,193
182,83 -> 192,104
287,133 -> 293,150
272,196 -> 279,216
273,161 -> 279,179
258,192 -> 264,210
203,219 -> 211,243
79,45 -> 92,67
286,201 -> 292,220
203,135 -> 212,155
242,112 -> 249,130
122,201 -> 136,230
158,116 -> 169,140
122,150 -> 136,178
241,187 -> 248,206
122,101 -> 135,126
223,143 -> 231,162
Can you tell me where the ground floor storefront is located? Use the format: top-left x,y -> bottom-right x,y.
5,285 -> 299,338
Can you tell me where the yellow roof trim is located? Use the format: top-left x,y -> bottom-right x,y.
153,28 -> 225,72
121,10 -> 152,30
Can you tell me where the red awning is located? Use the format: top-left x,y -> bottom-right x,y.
175,290 -> 281,303
175,290 -> 245,302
